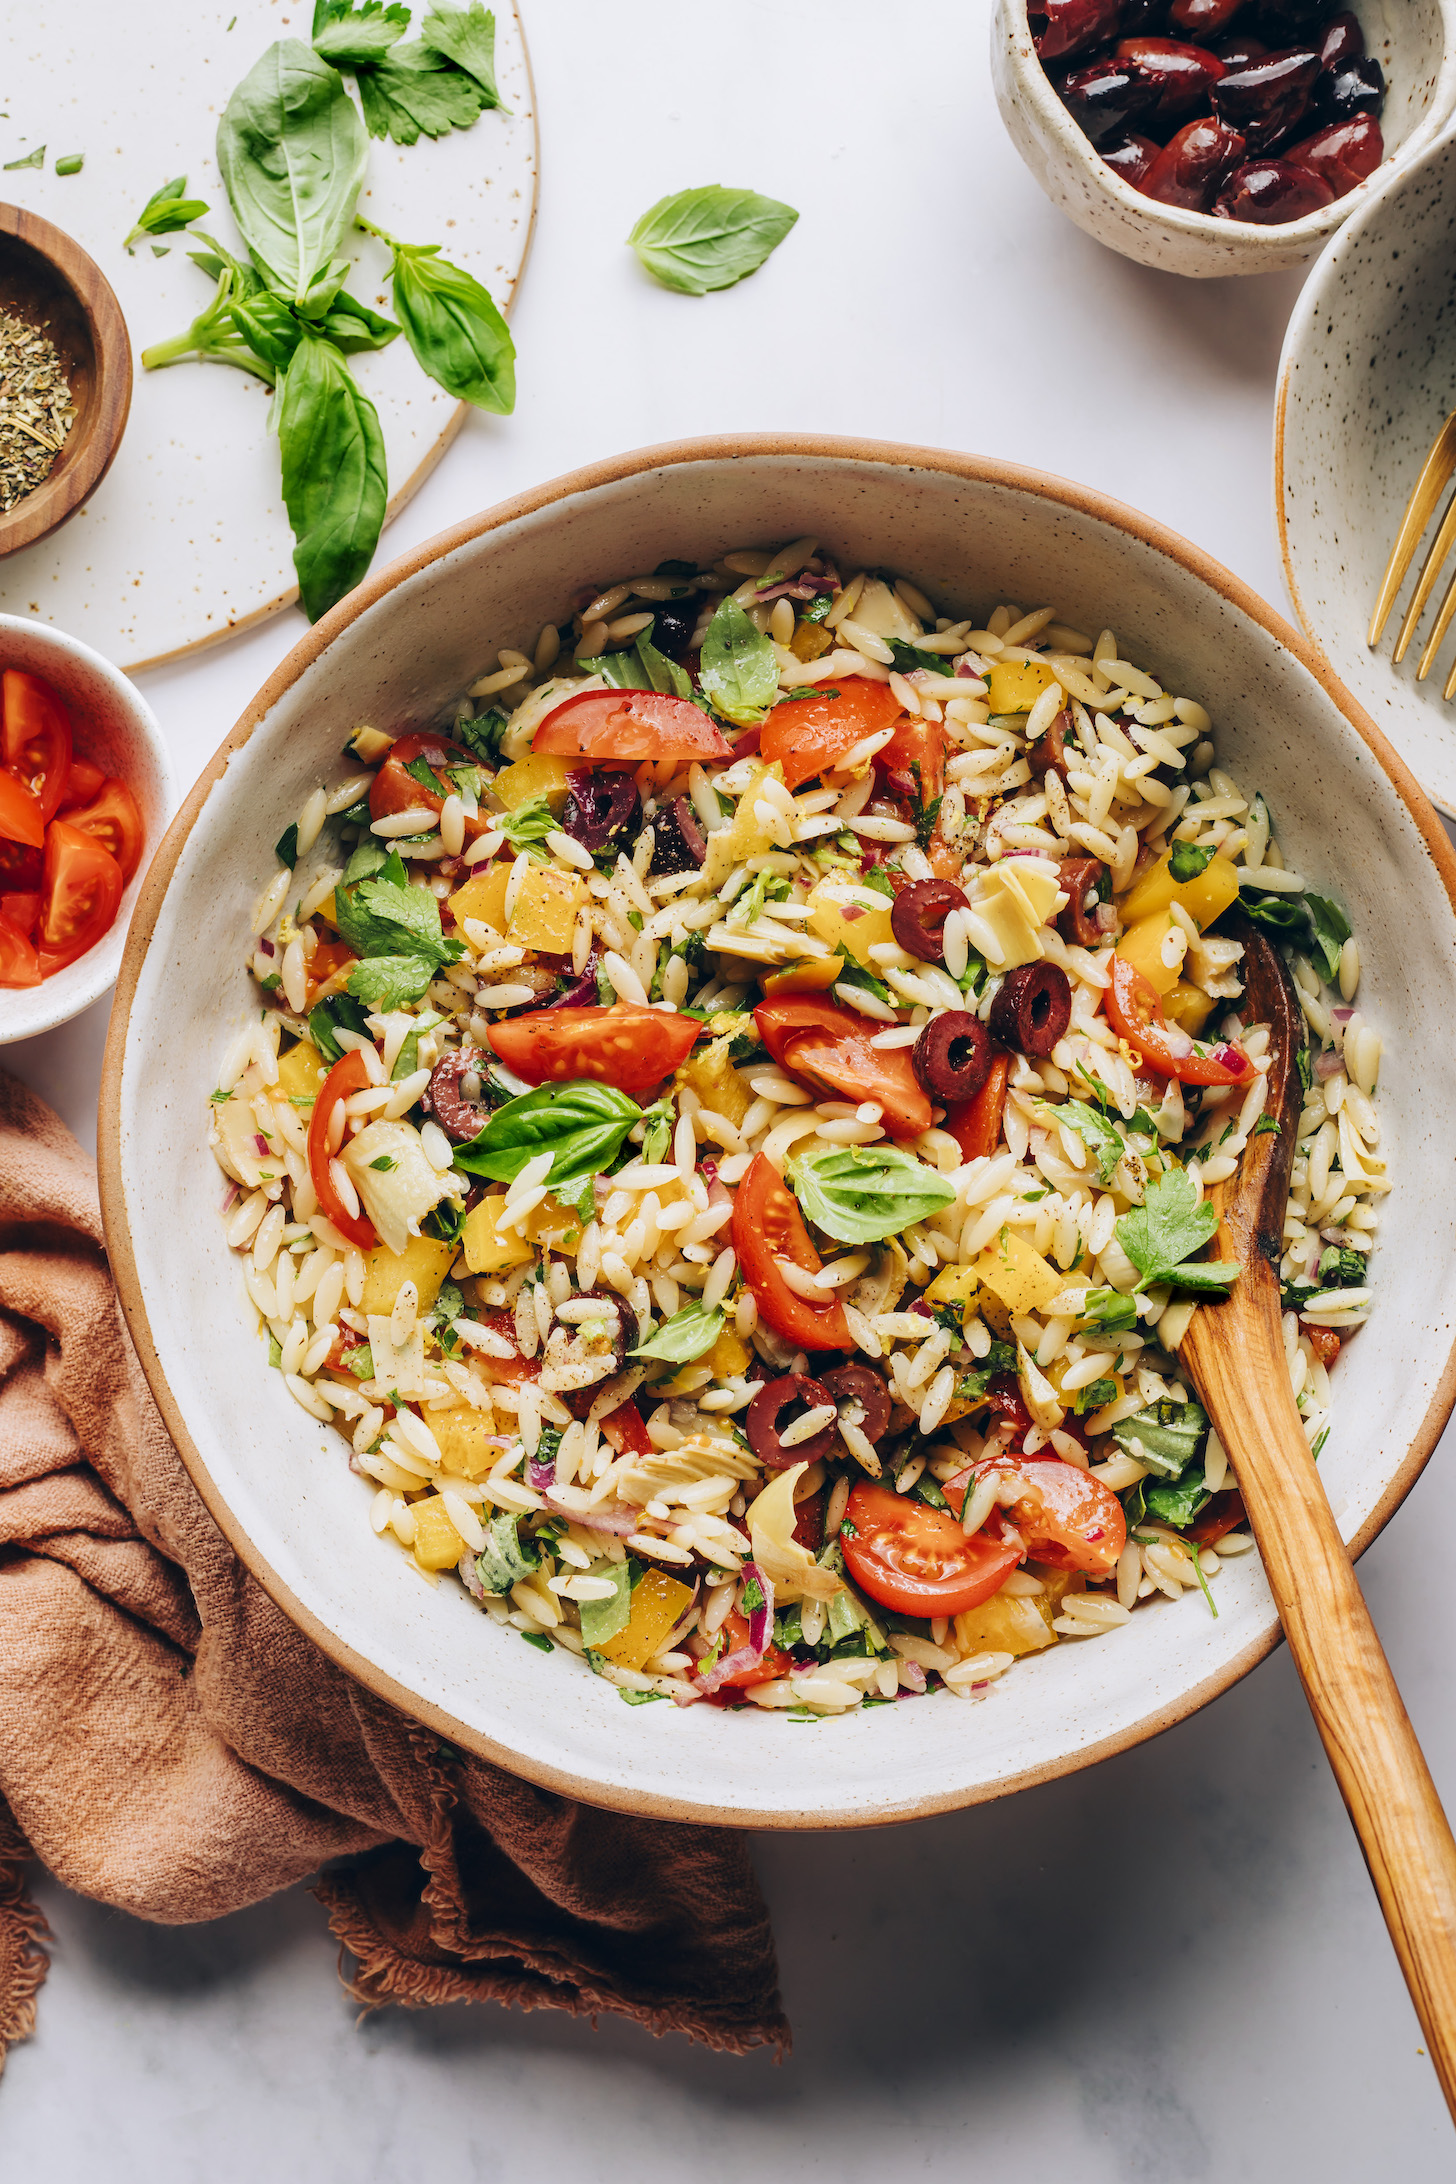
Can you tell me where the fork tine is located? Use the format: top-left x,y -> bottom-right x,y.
1418,554 -> 1456,681
1370,410 -> 1456,647
1394,481 -> 1456,663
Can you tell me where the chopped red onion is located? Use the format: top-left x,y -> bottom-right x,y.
254,1133 -> 271,1156
543,1496 -> 635,1535
220,1181 -> 239,1213
526,1447 -> 557,1491
457,1551 -> 486,1602
1332,1006 -> 1354,1023
683,1562 -> 775,1703
258,937 -> 276,957
1315,1048 -> 1342,1080
1210,1041 -> 1254,1079
899,1659 -> 927,1693
1094,902 -> 1118,934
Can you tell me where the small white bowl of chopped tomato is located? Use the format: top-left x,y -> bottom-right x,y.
0,615 -> 173,1042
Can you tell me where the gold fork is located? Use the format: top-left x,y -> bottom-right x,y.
1369,411 -> 1456,700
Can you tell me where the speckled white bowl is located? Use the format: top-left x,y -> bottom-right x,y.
992,0 -> 1456,279
1278,127 -> 1456,816
99,436 -> 1456,1827
0,615 -> 173,1044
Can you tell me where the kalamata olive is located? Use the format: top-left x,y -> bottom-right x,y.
1028,706 -> 1073,781
544,950 -> 601,1010
1315,53 -> 1385,125
562,772 -> 640,853
891,878 -> 970,965
1211,45 -> 1322,154
647,599 -> 697,659
420,1048 -> 491,1143
1102,132 -> 1161,187
746,1373 -> 838,1470
647,795 -> 707,876
912,1011 -> 994,1103
1253,0 -> 1329,34
1169,0 -> 1246,42
1141,116 -> 1246,207
1059,58 -> 1163,146
1030,0 -> 1123,62
1118,0 -> 1171,33
1213,154 -> 1335,219
1211,33 -> 1267,67
549,1288 -> 631,1421
1114,36 -> 1227,126
819,1362 -> 892,1452
1285,113 -> 1383,197
988,963 -> 1073,1059
1316,8 -> 1363,72
1057,855 -> 1111,947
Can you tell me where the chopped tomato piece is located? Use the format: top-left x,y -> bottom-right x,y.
730,1152 -> 852,1352
533,690 -> 732,765
2,671 -> 72,826
979,1456 -> 1126,1579
306,1050 -> 378,1251
944,1050 -> 1011,1161
755,997 -> 932,1140
840,1480 -> 1021,1616
58,756 -> 106,812
1300,1320 -> 1341,1368
1,891 -> 41,937
0,769 -> 44,849
0,840 -> 42,893
36,820 -> 123,973
487,1004 -> 700,1098
878,714 -> 946,805
63,777 -> 145,883
304,937 -> 358,1006
601,1400 -> 654,1457
369,731 -> 492,844
1188,1488 -> 1247,1547
1105,957 -> 1254,1087
0,909 -> 40,988
703,1608 -> 795,1690
759,679 -> 903,791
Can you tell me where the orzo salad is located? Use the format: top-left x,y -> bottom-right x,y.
209,538 -> 1387,1716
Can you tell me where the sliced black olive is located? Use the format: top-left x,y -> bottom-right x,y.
421,1049 -> 491,1143
818,1362 -> 891,1451
987,963 -> 1072,1058
912,1011 -> 995,1103
562,773 -> 641,854
890,878 -> 969,965
646,598 -> 697,659
647,795 -> 708,876
746,1373 -> 837,1469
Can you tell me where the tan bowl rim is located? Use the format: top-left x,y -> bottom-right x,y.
996,0 -> 1456,254
97,431 -> 1456,1827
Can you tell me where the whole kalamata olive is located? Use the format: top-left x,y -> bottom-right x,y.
1114,36 -> 1228,127
987,963 -> 1073,1058
647,598 -> 697,659
1118,0 -> 1172,32
1316,8 -> 1363,72
819,1362 -> 892,1452
1214,154 -> 1334,219
1059,58 -> 1162,146
1028,706 -> 1073,781
421,1048 -> 491,1143
1102,132 -> 1161,188
1211,45 -> 1322,154
1141,116 -> 1246,207
1285,113 -> 1383,197
647,795 -> 708,877
1211,33 -> 1267,67
1315,53 -> 1385,125
891,878 -> 970,965
548,1288 -> 631,1421
912,1011 -> 995,1103
1254,0 -> 1329,34
1169,0 -> 1246,42
562,772 -> 640,853
747,1374 -> 838,1469
1030,0 -> 1123,62
1057,855 -> 1111,947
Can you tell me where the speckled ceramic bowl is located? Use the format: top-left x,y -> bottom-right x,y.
1278,128 -> 1456,816
99,436 -> 1456,1826
993,0 -> 1456,279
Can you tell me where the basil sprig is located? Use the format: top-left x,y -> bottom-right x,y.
124,174 -> 211,254
699,596 -> 779,728
217,41 -> 367,305
454,1081 -> 643,1216
357,217 -> 515,411
627,185 -> 798,296
789,1145 -> 956,1245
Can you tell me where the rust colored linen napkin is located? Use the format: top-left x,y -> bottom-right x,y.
0,1070 -> 786,2074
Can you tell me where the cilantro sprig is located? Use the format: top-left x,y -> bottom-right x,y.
1113,1169 -> 1239,1300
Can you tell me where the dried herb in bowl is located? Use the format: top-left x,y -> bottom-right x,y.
0,309 -> 75,513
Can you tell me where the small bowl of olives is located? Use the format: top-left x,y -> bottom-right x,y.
991,0 -> 1456,276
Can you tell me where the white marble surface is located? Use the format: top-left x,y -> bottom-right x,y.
4,0 -> 1456,2170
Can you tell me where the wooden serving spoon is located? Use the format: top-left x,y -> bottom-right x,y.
1179,919 -> 1456,2121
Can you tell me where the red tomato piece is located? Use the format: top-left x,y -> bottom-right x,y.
63,777 -> 145,883
58,756 -> 106,812
601,1400 -> 654,1457
878,714 -> 946,804
944,1050 -> 1011,1161
754,997 -> 932,1140
487,1004 -> 700,1098
0,769 -> 44,849
36,820 -> 123,973
704,1608 -> 795,1690
759,679 -> 904,792
980,1457 -> 1126,1579
0,840 -> 42,893
304,937 -> 358,1006
1,891 -> 41,937
369,732 -> 493,844
730,1152 -> 852,1352
1105,957 -> 1255,1086
2,670 -> 73,825
1300,1320 -> 1341,1368
306,1050 -> 378,1251
533,690 -> 732,765
840,1480 -> 1022,1617
0,908 -> 40,988
1188,1488 -> 1246,1547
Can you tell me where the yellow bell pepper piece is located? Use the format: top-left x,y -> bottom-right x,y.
431,1406 -> 501,1481
597,1567 -> 696,1671
1163,979 -> 1216,1035
1117,846 -> 1240,931
1116,910 -> 1182,997
703,761 -> 785,888
412,1495 -> 467,1572
954,1590 -> 1057,1658
505,862 -> 586,954
761,956 -> 845,995
987,658 -> 1060,714
925,1263 -> 981,1310
705,1326 -> 753,1379
462,1193 -> 536,1275
806,879 -> 896,969
973,1226 -> 1065,1316
359,1235 -> 459,1318
790,620 -> 834,663
492,752 -> 576,811
675,1036 -> 753,1126
276,1039 -> 329,1104
449,864 -> 510,935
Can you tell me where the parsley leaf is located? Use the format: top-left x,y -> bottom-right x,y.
353,40 -> 492,143
454,706 -> 509,764
1114,1169 -> 1240,1298
1035,1097 -> 1124,1186
497,792 -> 558,857
335,868 -> 460,966
1168,839 -> 1215,883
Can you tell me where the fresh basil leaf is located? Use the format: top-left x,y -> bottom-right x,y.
1034,1097 -> 1123,1186
858,866 -> 895,900
1305,891 -> 1351,985
276,332 -> 388,622
313,0 -> 411,65
1111,1399 -> 1207,1481
1080,1285 -> 1138,1333
699,596 -> 778,728
578,1557 -> 638,1648
454,706 -> 509,765
789,1145 -> 956,1246
453,1080 -> 642,1201
1071,1376 -> 1118,1416
1240,890 -> 1310,947
420,1 -> 506,105
1142,1468 -> 1211,1529
124,174 -> 210,252
596,626 -> 694,699
1251,1114 -> 1281,1139
228,286 -> 310,374
354,41 -> 490,141
217,40 -> 367,304
319,291 -> 402,352
1168,839 -> 1215,883
139,254 -> 278,384
308,993 -> 370,1061
366,227 -> 515,411
627,185 -> 798,296
831,957 -> 893,1007
275,822 -> 300,868
888,641 -> 948,681
474,1511 -> 539,1594
1115,1169 -> 1239,1297
632,1299 -> 724,1365
639,1096 -> 674,1167
1318,1245 -> 1368,1289
404,753 -> 448,797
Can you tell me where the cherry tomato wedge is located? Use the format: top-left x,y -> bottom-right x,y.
63,777 -> 145,883
731,1152 -> 852,1352
0,769 -> 44,849
533,690 -> 732,765
58,756 -> 106,812
840,1480 -> 1022,1617
0,908 -> 40,988
759,679 -> 904,792
755,997 -> 932,1140
1105,957 -> 1254,1086
36,820 -> 123,973
369,731 -> 492,843
979,1456 -> 1126,1578
2,670 -> 72,825
1188,1487 -> 1246,1547
704,1608 -> 795,1690
306,1050 -> 378,1251
304,937 -> 358,1006
601,1400 -> 654,1457
878,714 -> 946,804
488,1003 -> 700,1098
944,1049 -> 1011,1161
0,840 -> 42,893
1,891 -> 41,937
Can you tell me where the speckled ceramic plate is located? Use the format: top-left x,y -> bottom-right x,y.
0,0 -> 537,671
1278,128 -> 1456,817
99,437 -> 1456,1827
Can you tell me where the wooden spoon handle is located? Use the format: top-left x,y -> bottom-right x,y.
1183,1310 -> 1456,2117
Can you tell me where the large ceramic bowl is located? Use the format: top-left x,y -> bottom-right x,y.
99,436 -> 1456,1827
992,0 -> 1456,279
1277,126 -> 1456,817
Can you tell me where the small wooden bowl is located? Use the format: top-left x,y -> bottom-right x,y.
0,203 -> 131,558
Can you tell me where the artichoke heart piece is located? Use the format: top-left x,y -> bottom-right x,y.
343,1119 -> 457,1256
